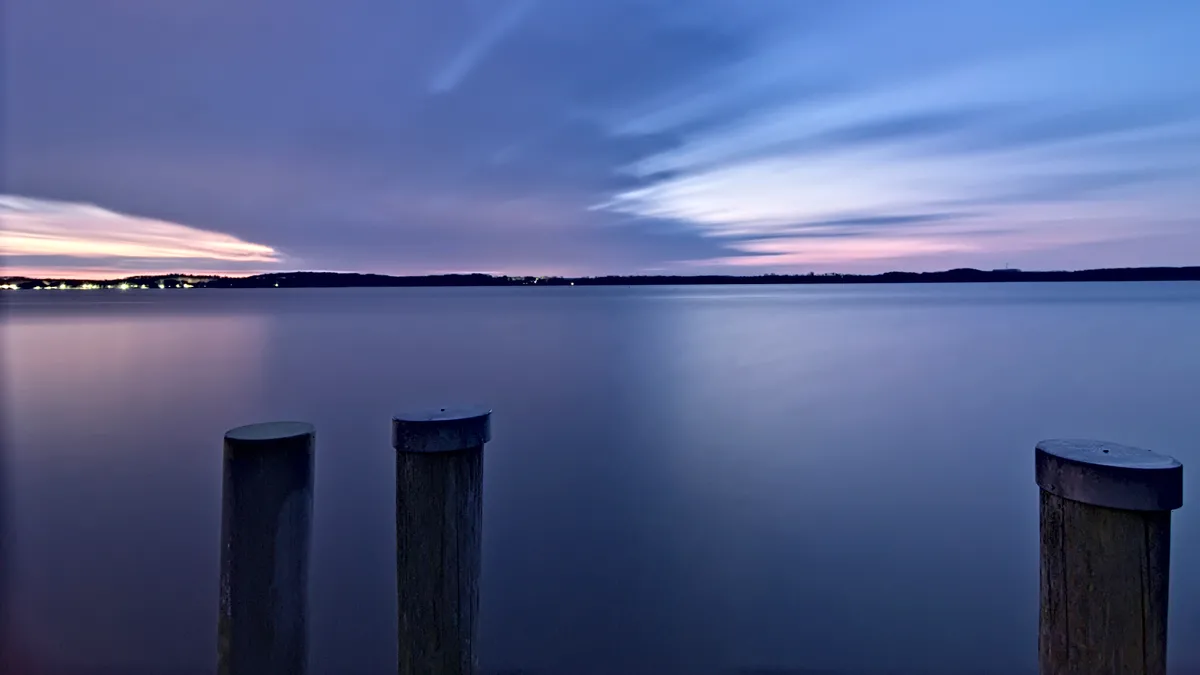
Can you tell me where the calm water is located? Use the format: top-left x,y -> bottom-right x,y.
5,284 -> 1200,675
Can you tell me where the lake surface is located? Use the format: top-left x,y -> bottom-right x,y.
4,283 -> 1200,675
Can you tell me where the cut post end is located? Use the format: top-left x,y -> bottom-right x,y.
394,406 -> 492,424
225,421 -> 315,443
1037,438 -> 1181,470
1036,438 -> 1183,511
393,406 -> 491,453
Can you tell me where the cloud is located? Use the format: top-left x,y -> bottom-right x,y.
709,236 -> 981,267
7,0 -> 766,276
7,0 -> 1200,275
0,195 -> 280,278
430,0 -> 537,94
604,93 -> 1200,264
737,212 -> 976,241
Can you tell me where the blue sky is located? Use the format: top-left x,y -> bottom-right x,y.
5,0 -> 1200,277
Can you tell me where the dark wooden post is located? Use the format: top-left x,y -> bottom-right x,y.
1036,439 -> 1183,675
218,422 -> 315,675
392,407 -> 491,675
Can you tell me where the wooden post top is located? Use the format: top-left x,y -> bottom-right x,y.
1036,439 -> 1183,511
225,422 -> 315,443
392,406 -> 491,454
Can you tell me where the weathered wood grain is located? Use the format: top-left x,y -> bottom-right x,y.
218,422 -> 314,675
393,407 -> 491,675
1036,439 -> 1182,675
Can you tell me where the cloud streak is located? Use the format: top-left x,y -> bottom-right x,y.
429,0 -> 537,94
0,195 -> 280,278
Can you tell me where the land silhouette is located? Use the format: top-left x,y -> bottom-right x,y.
3,266 -> 1200,290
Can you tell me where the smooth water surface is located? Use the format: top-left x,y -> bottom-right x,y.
6,284 -> 1200,674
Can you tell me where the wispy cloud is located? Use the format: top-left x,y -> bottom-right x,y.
0,195 -> 280,278
429,0 -> 537,94
710,235 -> 980,267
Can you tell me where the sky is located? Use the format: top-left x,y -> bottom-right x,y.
4,0 -> 1200,278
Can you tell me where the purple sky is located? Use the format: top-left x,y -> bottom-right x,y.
5,0 -> 1200,278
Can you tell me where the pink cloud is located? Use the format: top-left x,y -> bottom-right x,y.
702,235 -> 980,268
1,194 -> 281,279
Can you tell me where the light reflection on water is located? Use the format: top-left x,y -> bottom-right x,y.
7,311 -> 269,668
4,284 -> 1200,675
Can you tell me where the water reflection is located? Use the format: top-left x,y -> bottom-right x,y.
4,285 -> 1200,675
6,311 -> 269,672
635,297 -> 1036,673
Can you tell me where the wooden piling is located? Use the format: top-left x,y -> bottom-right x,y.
392,407 -> 491,675
1036,439 -> 1183,675
218,422 -> 315,675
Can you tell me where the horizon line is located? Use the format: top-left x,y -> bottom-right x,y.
4,264 -> 1200,285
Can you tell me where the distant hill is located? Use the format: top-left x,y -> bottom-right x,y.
3,266 -> 1200,290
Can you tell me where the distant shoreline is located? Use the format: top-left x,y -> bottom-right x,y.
3,266 -> 1200,290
